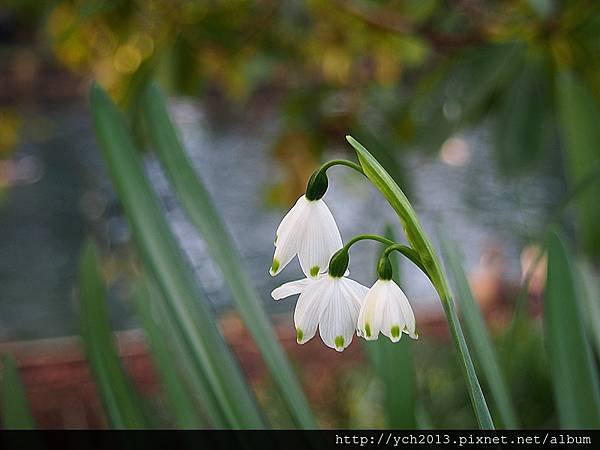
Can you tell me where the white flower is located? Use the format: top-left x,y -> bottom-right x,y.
357,279 -> 418,342
270,195 -> 342,278
272,273 -> 368,352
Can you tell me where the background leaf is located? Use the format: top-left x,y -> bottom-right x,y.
544,231 -> 600,428
134,278 -> 205,429
79,241 -> 148,429
556,70 -> 600,259
90,84 -> 264,428
0,355 -> 36,429
140,83 -> 315,428
440,233 -> 518,428
494,56 -> 551,174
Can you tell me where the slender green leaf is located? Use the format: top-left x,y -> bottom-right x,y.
134,278 -> 205,428
556,70 -> 600,259
544,231 -> 600,428
90,83 -> 264,428
494,57 -> 551,174
577,261 -> 600,360
79,241 -> 147,429
140,83 -> 315,428
346,135 -> 494,429
440,235 -> 518,428
362,225 -> 415,428
0,355 -> 35,429
141,275 -> 229,427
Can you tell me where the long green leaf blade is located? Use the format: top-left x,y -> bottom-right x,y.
544,231 -> 600,428
140,275 -> 228,427
89,84 -> 264,428
140,83 -> 315,428
346,135 -> 494,429
134,278 -> 205,428
440,235 -> 518,428
556,71 -> 600,259
79,241 -> 148,429
0,355 -> 36,429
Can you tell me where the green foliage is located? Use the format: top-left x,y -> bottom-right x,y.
544,231 -> 600,428
556,71 -> 600,259
134,278 -> 205,429
0,355 -> 35,429
89,84 -> 264,428
79,241 -> 148,429
440,235 -> 518,428
140,83 -> 315,428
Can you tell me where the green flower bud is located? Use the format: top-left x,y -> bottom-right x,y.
328,248 -> 349,278
305,169 -> 328,201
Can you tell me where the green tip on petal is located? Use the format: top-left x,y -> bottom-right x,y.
391,325 -> 400,339
335,335 -> 345,349
365,323 -> 372,338
310,265 -> 320,277
296,328 -> 304,343
271,258 -> 280,273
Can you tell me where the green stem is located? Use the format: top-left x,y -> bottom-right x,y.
346,134 -> 495,429
343,233 -> 395,250
383,244 -> 430,280
319,159 -> 364,174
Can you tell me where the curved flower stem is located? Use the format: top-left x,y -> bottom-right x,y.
343,233 -> 395,251
319,159 -> 364,175
346,135 -> 495,430
383,244 -> 431,281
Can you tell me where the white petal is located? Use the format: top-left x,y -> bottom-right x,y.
357,279 -> 387,340
297,199 -> 342,278
391,281 -> 417,339
270,196 -> 310,276
294,277 -> 328,344
319,278 -> 361,352
271,278 -> 313,300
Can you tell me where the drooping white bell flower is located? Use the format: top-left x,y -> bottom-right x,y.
270,195 -> 342,278
357,279 -> 418,342
272,273 -> 368,352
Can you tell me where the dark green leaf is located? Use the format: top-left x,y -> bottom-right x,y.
440,234 -> 518,428
0,355 -> 35,429
79,241 -> 148,429
544,231 -> 600,428
140,83 -> 315,428
556,71 -> 600,259
90,84 -> 264,428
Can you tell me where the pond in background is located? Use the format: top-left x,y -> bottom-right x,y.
0,98 -> 564,341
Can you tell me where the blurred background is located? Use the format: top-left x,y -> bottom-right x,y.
1,0 -> 599,429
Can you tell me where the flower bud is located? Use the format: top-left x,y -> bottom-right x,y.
305,169 -> 328,201
328,248 -> 349,278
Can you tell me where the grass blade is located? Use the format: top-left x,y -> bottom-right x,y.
544,231 -> 600,428
140,275 -> 229,427
346,135 -> 494,429
134,278 -> 205,428
90,83 -> 264,428
79,241 -> 148,428
440,234 -> 519,428
577,261 -> 600,360
362,225 -> 415,428
0,355 -> 35,429
140,83 -> 315,428
556,70 -> 600,259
